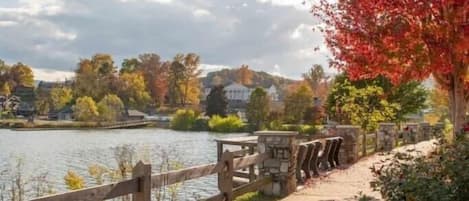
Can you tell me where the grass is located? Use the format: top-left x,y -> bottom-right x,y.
235,192 -> 279,201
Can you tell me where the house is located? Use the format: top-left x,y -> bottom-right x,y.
126,109 -> 147,121
204,83 -> 280,102
48,105 -> 73,121
12,86 -> 35,117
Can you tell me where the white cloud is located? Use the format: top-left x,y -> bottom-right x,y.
53,29 -> 77,41
200,64 -> 231,76
120,0 -> 173,4
193,8 -> 211,17
291,23 -> 313,39
256,0 -> 312,10
0,20 -> 18,27
32,68 -> 74,82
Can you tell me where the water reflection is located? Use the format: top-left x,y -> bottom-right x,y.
0,128 -> 247,200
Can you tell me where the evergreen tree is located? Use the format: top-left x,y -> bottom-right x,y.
205,85 -> 227,117
247,88 -> 270,130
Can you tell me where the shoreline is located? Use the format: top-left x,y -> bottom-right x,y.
0,119 -> 169,131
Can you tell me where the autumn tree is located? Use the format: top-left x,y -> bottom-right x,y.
205,85 -> 228,117
98,94 -> 124,122
50,87 -> 73,111
303,64 -> 330,102
74,54 -> 117,101
137,54 -> 169,107
314,0 -> 469,134
284,84 -> 313,124
247,88 -> 271,130
73,96 -> 99,121
118,73 -> 151,111
0,83 -> 10,96
236,65 -> 253,85
168,53 -> 201,106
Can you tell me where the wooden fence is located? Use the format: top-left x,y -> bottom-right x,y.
31,151 -> 271,201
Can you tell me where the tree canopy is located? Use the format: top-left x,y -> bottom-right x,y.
247,88 -> 270,130
314,0 -> 469,133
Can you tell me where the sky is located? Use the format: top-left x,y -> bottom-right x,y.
0,0 -> 334,81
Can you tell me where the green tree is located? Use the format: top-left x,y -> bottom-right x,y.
97,94 -> 124,122
284,85 -> 313,124
118,73 -> 151,110
247,88 -> 270,130
326,74 -> 427,125
326,76 -> 399,132
303,64 -> 325,92
170,109 -> 197,131
206,85 -> 228,117
73,96 -> 99,121
50,87 -> 73,111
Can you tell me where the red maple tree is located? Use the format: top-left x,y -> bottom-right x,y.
313,0 -> 468,133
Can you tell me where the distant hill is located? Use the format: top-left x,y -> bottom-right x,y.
201,68 -> 297,89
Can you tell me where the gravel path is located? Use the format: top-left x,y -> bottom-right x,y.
282,140 -> 437,201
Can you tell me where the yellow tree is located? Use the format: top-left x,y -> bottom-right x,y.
74,54 -> 117,101
50,87 -> 73,111
98,94 -> 124,122
118,73 -> 151,110
73,96 -> 99,121
9,62 -> 34,88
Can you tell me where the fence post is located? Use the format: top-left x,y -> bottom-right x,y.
256,131 -> 298,197
419,122 -> 431,141
379,123 -> 396,151
334,125 -> 360,163
218,151 -> 234,201
132,161 -> 152,201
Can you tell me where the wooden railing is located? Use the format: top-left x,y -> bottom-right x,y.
31,151 -> 271,201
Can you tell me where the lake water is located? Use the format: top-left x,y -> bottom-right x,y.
0,129 -> 247,200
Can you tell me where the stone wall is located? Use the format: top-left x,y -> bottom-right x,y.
256,131 -> 298,197
334,125 -> 361,164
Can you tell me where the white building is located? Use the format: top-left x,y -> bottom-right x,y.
204,83 -> 280,102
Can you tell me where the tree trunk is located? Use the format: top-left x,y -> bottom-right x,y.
449,75 -> 466,136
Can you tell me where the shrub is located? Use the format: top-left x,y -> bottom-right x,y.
97,94 -> 124,122
170,109 -> 197,131
371,138 -> 469,201
208,115 -> 244,133
64,170 -> 85,190
192,118 -> 209,131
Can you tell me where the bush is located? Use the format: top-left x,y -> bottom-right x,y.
170,109 -> 197,131
371,138 -> 469,201
277,124 -> 319,135
208,115 -> 244,133
235,192 -> 278,201
192,118 -> 209,131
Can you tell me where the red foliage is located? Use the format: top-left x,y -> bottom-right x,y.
312,0 -> 468,87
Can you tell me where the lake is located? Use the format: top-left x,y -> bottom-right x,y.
0,128 -> 247,200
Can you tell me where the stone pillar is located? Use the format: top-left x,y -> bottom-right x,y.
255,131 -> 298,197
335,125 -> 360,164
419,122 -> 431,141
404,123 -> 419,144
433,122 -> 445,138
378,123 -> 396,151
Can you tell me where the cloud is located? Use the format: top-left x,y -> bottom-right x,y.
32,67 -> 74,82
256,0 -> 312,10
0,0 -> 332,80
0,20 -> 17,27
193,8 -> 211,17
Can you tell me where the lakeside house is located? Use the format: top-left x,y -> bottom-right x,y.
203,83 -> 280,102
48,105 -> 74,121
12,85 -> 35,117
125,109 -> 147,121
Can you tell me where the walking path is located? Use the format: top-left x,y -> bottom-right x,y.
282,140 -> 437,201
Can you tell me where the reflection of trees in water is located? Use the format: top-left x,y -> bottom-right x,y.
1,144 -> 186,201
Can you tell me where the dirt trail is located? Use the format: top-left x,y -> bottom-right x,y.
282,140 -> 437,201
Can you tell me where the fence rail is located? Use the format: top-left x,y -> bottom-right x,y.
31,152 -> 270,201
